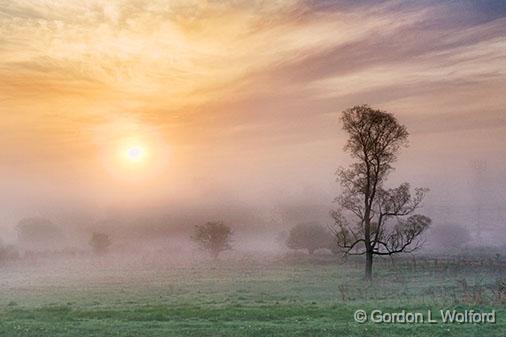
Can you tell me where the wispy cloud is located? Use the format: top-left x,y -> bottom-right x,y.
1,0 -> 505,168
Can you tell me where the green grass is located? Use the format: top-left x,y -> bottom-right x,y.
0,255 -> 504,336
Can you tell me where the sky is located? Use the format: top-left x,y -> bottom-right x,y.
1,0 -> 505,243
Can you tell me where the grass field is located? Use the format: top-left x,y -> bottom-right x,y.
0,253 -> 504,336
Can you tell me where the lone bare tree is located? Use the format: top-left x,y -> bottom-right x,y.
331,105 -> 431,281
191,221 -> 232,259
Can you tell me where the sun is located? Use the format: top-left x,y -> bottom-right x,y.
97,119 -> 170,183
126,145 -> 145,162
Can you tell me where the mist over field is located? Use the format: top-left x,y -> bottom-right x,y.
1,156 -> 505,254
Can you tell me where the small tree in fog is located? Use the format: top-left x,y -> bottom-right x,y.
16,217 -> 63,249
331,105 -> 431,281
275,230 -> 289,249
89,232 -> 111,255
191,222 -> 232,259
286,223 -> 332,255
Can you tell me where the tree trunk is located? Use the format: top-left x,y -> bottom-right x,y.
365,250 -> 373,281
211,250 -> 219,260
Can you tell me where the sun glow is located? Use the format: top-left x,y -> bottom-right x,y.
94,117 -> 171,186
126,145 -> 145,162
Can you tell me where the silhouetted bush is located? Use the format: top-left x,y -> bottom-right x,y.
89,232 -> 112,255
286,223 -> 332,255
